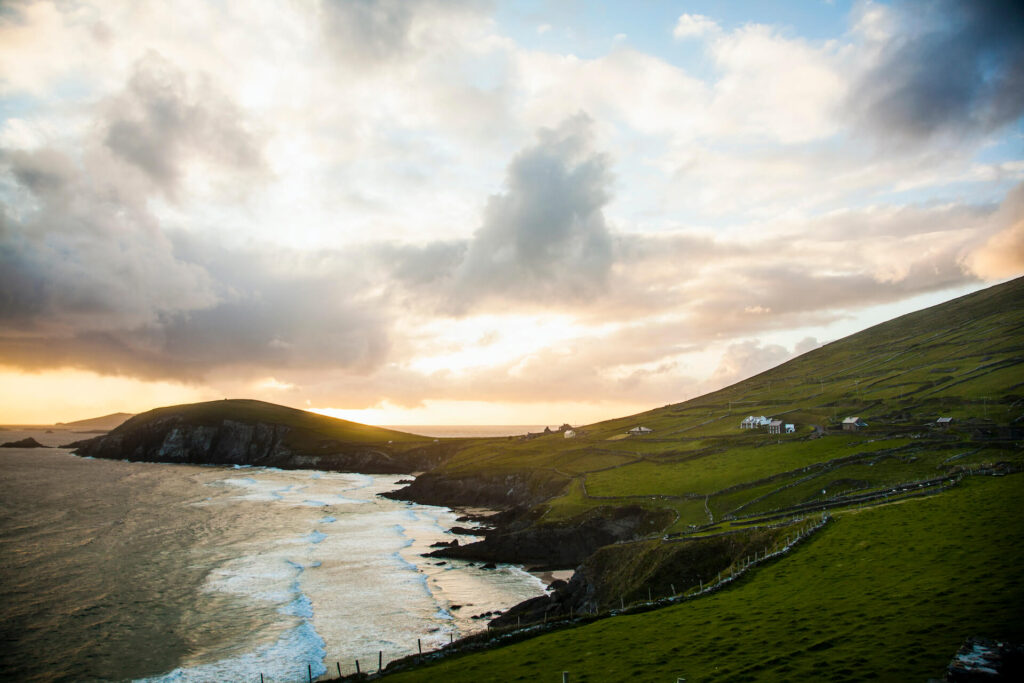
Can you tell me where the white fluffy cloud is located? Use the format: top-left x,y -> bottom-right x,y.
1,0 -> 1021,422
673,13 -> 720,40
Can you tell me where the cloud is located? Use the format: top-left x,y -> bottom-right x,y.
673,13 -> 720,40
963,181 -> 1024,278
848,0 -> 1024,142
0,227 -> 392,380
452,114 -> 613,307
103,52 -> 265,195
319,0 -> 483,69
0,52 -> 386,382
708,340 -> 793,387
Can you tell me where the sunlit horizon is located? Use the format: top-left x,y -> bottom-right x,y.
2,1 -> 1021,427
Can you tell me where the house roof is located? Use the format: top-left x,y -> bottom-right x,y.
842,416 -> 861,424
937,417 -> 953,423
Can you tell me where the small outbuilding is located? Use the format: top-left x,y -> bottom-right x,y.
564,430 -> 576,439
842,416 -> 868,431
629,426 -> 653,435
936,417 -> 954,427
784,423 -> 796,434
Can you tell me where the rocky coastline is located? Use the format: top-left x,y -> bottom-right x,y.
67,403 -> 670,630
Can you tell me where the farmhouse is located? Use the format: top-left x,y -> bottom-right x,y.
740,415 -> 771,429
768,419 -> 784,434
936,417 -> 954,427
842,416 -> 868,431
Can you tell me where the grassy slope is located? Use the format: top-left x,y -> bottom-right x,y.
387,475 -> 1024,682
432,277 -> 1024,531
119,399 -> 427,449
368,278 -> 1024,681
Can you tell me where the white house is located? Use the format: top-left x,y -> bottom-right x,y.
564,429 -> 576,439
768,419 -> 784,434
740,416 -> 771,429
784,423 -> 796,434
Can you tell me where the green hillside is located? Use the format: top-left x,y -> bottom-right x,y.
430,277 -> 1023,536
116,398 -> 426,448
386,475 -> 1024,682
356,277 -> 1023,682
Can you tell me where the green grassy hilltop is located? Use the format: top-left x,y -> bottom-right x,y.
387,476 -> 1024,682
365,277 -> 1023,682
433,277 -> 1024,535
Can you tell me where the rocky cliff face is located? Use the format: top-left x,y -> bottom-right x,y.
429,505 -> 674,568
73,415 -> 450,473
381,471 -> 568,508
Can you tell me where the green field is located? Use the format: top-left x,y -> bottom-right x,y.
423,278 -> 1024,537
117,398 -> 430,448
385,475 -> 1024,682
341,278 -> 1024,682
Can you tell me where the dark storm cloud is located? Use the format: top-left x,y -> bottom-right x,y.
0,226 -> 392,380
6,148 -> 76,199
0,211 -> 49,321
378,240 -> 467,288
373,114 -> 616,313
850,0 -> 1024,141
0,53 -> 388,381
103,52 -> 264,194
450,114 -> 615,308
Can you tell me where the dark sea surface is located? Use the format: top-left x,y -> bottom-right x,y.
0,434 -> 544,682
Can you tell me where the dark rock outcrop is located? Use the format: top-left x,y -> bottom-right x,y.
946,637 -> 1023,681
1,437 -> 49,448
72,414 -> 452,473
429,505 -> 673,568
382,471 -> 569,508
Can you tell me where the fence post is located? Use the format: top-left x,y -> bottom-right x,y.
337,662 -> 341,677
562,672 -> 569,683
308,663 -> 312,683
671,583 -> 676,596
378,650 -> 382,672
355,659 -> 360,675
418,638 -> 422,655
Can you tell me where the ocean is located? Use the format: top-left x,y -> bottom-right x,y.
0,431 -> 547,682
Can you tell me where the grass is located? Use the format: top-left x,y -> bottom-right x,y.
584,438 -> 913,498
119,399 -> 428,447
417,278 -> 1024,536
384,474 -> 1024,683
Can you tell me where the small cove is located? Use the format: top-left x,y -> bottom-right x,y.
0,437 -> 546,682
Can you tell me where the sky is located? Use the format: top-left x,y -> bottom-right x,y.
1,0 -> 1022,425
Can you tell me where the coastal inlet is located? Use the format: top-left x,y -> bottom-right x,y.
0,442 -> 547,682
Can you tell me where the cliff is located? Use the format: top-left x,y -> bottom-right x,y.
70,399 -> 454,474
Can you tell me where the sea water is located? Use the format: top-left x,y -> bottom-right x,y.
0,440 -> 546,682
